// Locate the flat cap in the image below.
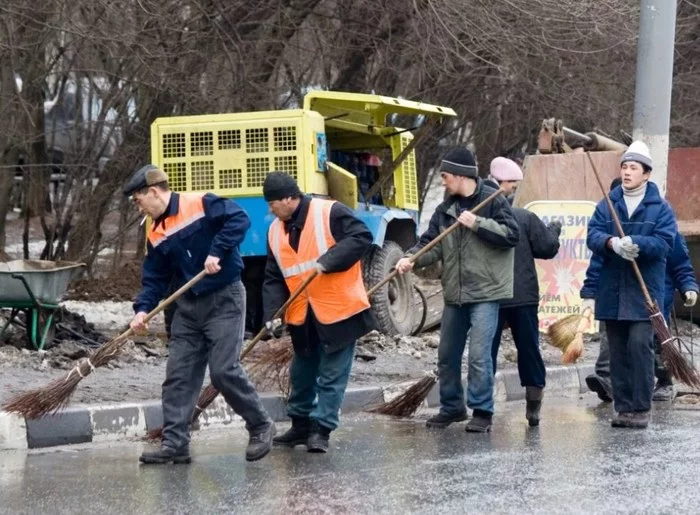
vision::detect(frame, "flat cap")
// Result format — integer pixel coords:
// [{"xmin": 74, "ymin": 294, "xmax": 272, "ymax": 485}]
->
[{"xmin": 123, "ymin": 165, "xmax": 169, "ymax": 196}]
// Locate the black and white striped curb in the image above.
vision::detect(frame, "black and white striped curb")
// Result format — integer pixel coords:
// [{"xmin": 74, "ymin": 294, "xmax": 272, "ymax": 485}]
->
[{"xmin": 1, "ymin": 365, "xmax": 594, "ymax": 451}]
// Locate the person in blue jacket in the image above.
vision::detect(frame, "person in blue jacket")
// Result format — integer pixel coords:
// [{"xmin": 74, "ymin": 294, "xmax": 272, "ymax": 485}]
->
[
  {"xmin": 581, "ymin": 141, "xmax": 676, "ymax": 429},
  {"xmin": 654, "ymin": 232, "xmax": 699, "ymax": 399},
  {"xmin": 125, "ymin": 165, "xmax": 276, "ymax": 464},
  {"xmin": 583, "ymin": 178, "xmax": 698, "ymax": 403}
]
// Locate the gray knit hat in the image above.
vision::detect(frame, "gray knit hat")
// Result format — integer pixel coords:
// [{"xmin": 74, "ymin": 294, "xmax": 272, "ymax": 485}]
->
[{"xmin": 620, "ymin": 140, "xmax": 652, "ymax": 172}]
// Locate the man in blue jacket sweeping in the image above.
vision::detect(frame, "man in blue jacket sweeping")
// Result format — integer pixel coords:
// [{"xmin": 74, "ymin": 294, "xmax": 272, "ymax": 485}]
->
[
  {"xmin": 581, "ymin": 141, "xmax": 676, "ymax": 428},
  {"xmin": 125, "ymin": 165, "xmax": 276, "ymax": 464},
  {"xmin": 583, "ymin": 177, "xmax": 698, "ymax": 403}
]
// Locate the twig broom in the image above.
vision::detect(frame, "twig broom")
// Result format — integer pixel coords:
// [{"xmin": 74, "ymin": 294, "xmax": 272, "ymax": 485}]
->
[
  {"xmin": 3, "ymin": 270, "xmax": 209, "ymax": 419},
  {"xmin": 585, "ymin": 152, "xmax": 700, "ymax": 389},
  {"xmin": 548, "ymin": 307, "xmax": 593, "ymax": 364},
  {"xmin": 145, "ymin": 270, "xmax": 317, "ymax": 440},
  {"xmin": 366, "ymin": 187, "xmax": 506, "ymax": 417}
]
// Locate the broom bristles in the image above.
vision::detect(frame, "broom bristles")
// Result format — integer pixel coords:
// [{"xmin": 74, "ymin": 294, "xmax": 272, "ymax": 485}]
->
[
  {"xmin": 2, "ymin": 333, "xmax": 131, "ymax": 419},
  {"xmin": 547, "ymin": 314, "xmax": 585, "ymax": 351},
  {"xmin": 3, "ymin": 374, "xmax": 82, "ymax": 419},
  {"xmin": 647, "ymin": 301, "xmax": 700, "ymax": 389},
  {"xmin": 366, "ymin": 374, "xmax": 437, "ymax": 417},
  {"xmin": 145, "ymin": 383, "xmax": 221, "ymax": 441},
  {"xmin": 247, "ymin": 343, "xmax": 293, "ymax": 396},
  {"xmin": 562, "ymin": 333, "xmax": 585, "ymax": 364}
]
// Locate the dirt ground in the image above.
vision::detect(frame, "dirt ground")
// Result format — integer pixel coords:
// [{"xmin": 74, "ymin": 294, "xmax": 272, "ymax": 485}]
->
[
  {"xmin": 3, "ymin": 213, "xmax": 700, "ymax": 407},
  {"xmin": 0, "ymin": 294, "xmax": 607, "ymax": 406},
  {"xmin": 3, "ymin": 282, "xmax": 700, "ymax": 406}
]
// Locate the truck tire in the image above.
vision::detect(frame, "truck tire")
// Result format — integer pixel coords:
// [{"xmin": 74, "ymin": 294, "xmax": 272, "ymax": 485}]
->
[{"xmin": 365, "ymin": 241, "xmax": 415, "ymax": 336}]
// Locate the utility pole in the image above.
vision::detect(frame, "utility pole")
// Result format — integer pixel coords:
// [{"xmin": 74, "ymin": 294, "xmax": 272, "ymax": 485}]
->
[{"xmin": 632, "ymin": 0, "xmax": 678, "ymax": 197}]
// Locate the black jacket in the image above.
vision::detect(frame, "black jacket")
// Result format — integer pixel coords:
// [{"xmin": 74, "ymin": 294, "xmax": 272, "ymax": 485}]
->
[
  {"xmin": 263, "ymin": 196, "xmax": 376, "ymax": 354},
  {"xmin": 502, "ymin": 207, "xmax": 561, "ymax": 308}
]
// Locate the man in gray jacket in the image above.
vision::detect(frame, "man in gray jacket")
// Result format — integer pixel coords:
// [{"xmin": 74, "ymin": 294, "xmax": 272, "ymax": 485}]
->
[{"xmin": 396, "ymin": 148, "xmax": 519, "ymax": 432}]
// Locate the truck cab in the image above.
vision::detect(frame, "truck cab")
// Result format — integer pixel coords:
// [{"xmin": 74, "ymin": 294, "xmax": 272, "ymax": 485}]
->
[{"xmin": 150, "ymin": 91, "xmax": 456, "ymax": 335}]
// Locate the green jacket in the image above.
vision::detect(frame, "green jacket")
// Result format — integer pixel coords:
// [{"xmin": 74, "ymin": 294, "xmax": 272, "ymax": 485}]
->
[{"xmin": 409, "ymin": 181, "xmax": 519, "ymax": 304}]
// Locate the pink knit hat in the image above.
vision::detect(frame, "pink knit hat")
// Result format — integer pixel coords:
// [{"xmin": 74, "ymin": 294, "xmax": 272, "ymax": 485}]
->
[{"xmin": 490, "ymin": 157, "xmax": 523, "ymax": 181}]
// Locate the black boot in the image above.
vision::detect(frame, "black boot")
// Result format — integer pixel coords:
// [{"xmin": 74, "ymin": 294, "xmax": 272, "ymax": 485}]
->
[
  {"xmin": 525, "ymin": 386, "xmax": 544, "ymax": 427},
  {"xmin": 465, "ymin": 410, "xmax": 492, "ymax": 433},
  {"xmin": 139, "ymin": 446, "xmax": 191, "ymax": 464},
  {"xmin": 246, "ymin": 423, "xmax": 276, "ymax": 462},
  {"xmin": 273, "ymin": 416, "xmax": 312, "ymax": 448},
  {"xmin": 425, "ymin": 411, "xmax": 468, "ymax": 429},
  {"xmin": 586, "ymin": 374, "xmax": 613, "ymax": 402},
  {"xmin": 307, "ymin": 421, "xmax": 331, "ymax": 453}
]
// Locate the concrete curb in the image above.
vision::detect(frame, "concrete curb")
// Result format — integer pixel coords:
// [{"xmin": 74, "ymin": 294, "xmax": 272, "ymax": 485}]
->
[
  {"xmin": 1, "ymin": 365, "xmax": 596, "ymax": 451},
  {"xmin": 0, "ymin": 386, "xmax": 384, "ymax": 450}
]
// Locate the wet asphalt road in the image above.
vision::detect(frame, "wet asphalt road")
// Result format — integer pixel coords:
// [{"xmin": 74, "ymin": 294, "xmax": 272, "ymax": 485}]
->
[{"xmin": 2, "ymin": 396, "xmax": 700, "ymax": 514}]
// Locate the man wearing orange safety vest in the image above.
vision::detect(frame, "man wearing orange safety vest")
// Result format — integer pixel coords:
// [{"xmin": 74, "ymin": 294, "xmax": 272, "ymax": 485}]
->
[
  {"xmin": 125, "ymin": 165, "xmax": 275, "ymax": 464},
  {"xmin": 262, "ymin": 171, "xmax": 375, "ymax": 453}
]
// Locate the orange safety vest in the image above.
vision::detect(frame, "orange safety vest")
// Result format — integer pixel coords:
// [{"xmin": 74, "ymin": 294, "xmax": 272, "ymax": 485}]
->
[
  {"xmin": 148, "ymin": 193, "xmax": 205, "ymax": 248},
  {"xmin": 268, "ymin": 198, "xmax": 370, "ymax": 326}
]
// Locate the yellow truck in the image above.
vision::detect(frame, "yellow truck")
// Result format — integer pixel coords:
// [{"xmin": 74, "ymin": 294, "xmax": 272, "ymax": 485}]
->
[{"xmin": 150, "ymin": 91, "xmax": 456, "ymax": 335}]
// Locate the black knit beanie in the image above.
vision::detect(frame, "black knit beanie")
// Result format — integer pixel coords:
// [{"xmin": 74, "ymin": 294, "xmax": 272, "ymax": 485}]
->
[
  {"xmin": 440, "ymin": 148, "xmax": 478, "ymax": 178},
  {"xmin": 262, "ymin": 171, "xmax": 301, "ymax": 201}
]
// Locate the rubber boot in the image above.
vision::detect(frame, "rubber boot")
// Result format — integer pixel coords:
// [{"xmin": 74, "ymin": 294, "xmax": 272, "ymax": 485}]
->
[
  {"xmin": 525, "ymin": 386, "xmax": 544, "ymax": 427},
  {"xmin": 273, "ymin": 416, "xmax": 311, "ymax": 448}
]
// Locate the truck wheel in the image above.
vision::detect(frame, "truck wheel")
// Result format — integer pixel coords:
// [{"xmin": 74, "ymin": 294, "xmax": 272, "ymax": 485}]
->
[{"xmin": 365, "ymin": 241, "xmax": 415, "ymax": 336}]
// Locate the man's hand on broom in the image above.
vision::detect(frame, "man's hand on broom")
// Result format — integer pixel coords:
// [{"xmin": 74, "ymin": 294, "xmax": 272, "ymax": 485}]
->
[
  {"xmin": 684, "ymin": 290, "xmax": 698, "ymax": 307},
  {"xmin": 458, "ymin": 210, "xmax": 478, "ymax": 229},
  {"xmin": 608, "ymin": 236, "xmax": 639, "ymax": 261},
  {"xmin": 265, "ymin": 318, "xmax": 282, "ymax": 332},
  {"xmin": 204, "ymin": 255, "xmax": 221, "ymax": 274},
  {"xmin": 395, "ymin": 257, "xmax": 414, "ymax": 275},
  {"xmin": 130, "ymin": 311, "xmax": 149, "ymax": 335},
  {"xmin": 581, "ymin": 299, "xmax": 595, "ymax": 328}
]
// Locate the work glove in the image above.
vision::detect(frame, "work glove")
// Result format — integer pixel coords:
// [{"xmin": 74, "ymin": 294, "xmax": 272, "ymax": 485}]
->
[
  {"xmin": 581, "ymin": 298, "xmax": 595, "ymax": 316},
  {"xmin": 314, "ymin": 261, "xmax": 326, "ymax": 275},
  {"xmin": 684, "ymin": 291, "xmax": 698, "ymax": 308},
  {"xmin": 265, "ymin": 318, "xmax": 282, "ymax": 332},
  {"xmin": 610, "ymin": 236, "xmax": 639, "ymax": 261}
]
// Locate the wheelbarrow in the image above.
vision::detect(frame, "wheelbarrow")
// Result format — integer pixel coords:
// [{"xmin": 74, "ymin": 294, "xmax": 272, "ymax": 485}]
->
[{"xmin": 0, "ymin": 260, "xmax": 85, "ymax": 350}]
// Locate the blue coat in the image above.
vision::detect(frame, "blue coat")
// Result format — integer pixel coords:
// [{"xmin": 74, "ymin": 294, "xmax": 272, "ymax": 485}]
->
[
  {"xmin": 664, "ymin": 232, "xmax": 699, "ymax": 320},
  {"xmin": 583, "ymin": 182, "xmax": 676, "ymax": 321},
  {"xmin": 134, "ymin": 192, "xmax": 251, "ymax": 314}
]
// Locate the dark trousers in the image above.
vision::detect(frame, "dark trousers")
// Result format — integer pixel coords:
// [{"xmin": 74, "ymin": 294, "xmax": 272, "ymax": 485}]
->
[
  {"xmin": 162, "ymin": 281, "xmax": 271, "ymax": 450},
  {"xmin": 595, "ymin": 321, "xmax": 672, "ymax": 387},
  {"xmin": 491, "ymin": 305, "xmax": 546, "ymax": 388},
  {"xmin": 606, "ymin": 320, "xmax": 655, "ymax": 413}
]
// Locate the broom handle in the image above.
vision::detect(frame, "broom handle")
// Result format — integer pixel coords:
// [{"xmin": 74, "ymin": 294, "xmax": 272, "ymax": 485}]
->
[
  {"xmin": 586, "ymin": 152, "xmax": 654, "ymax": 305},
  {"xmin": 144, "ymin": 270, "xmax": 208, "ymax": 325},
  {"xmin": 115, "ymin": 269, "xmax": 209, "ymax": 343},
  {"xmin": 367, "ymin": 187, "xmax": 505, "ymax": 297},
  {"xmin": 240, "ymin": 269, "xmax": 319, "ymax": 360}
]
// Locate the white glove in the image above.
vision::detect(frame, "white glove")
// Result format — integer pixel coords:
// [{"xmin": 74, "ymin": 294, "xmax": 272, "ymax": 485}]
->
[
  {"xmin": 684, "ymin": 291, "xmax": 698, "ymax": 307},
  {"xmin": 265, "ymin": 318, "xmax": 282, "ymax": 332},
  {"xmin": 610, "ymin": 236, "xmax": 639, "ymax": 261},
  {"xmin": 581, "ymin": 299, "xmax": 595, "ymax": 316}
]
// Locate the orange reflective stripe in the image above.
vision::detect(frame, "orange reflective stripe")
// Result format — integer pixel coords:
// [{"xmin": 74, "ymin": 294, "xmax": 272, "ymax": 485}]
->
[{"xmin": 147, "ymin": 193, "xmax": 205, "ymax": 248}]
